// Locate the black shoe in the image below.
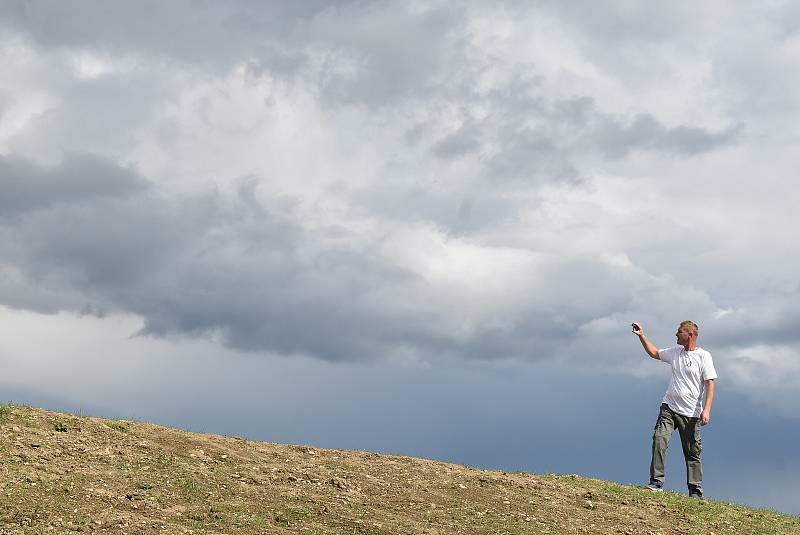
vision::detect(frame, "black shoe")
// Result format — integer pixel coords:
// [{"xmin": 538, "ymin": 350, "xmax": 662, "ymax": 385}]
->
[{"xmin": 689, "ymin": 487, "xmax": 703, "ymax": 499}]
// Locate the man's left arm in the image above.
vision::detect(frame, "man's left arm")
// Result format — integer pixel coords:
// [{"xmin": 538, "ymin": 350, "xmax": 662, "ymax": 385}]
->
[{"xmin": 700, "ymin": 379, "xmax": 714, "ymax": 425}]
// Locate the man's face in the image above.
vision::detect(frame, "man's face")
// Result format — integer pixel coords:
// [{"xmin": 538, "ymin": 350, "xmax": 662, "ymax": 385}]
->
[{"xmin": 676, "ymin": 326, "xmax": 692, "ymax": 345}]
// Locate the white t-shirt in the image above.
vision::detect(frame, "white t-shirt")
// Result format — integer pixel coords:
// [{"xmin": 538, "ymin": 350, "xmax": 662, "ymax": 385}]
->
[{"xmin": 657, "ymin": 346, "xmax": 717, "ymax": 417}]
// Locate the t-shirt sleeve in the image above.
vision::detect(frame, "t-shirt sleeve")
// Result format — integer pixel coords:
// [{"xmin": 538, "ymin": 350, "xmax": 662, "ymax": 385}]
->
[
  {"xmin": 657, "ymin": 347, "xmax": 676, "ymax": 363},
  {"xmin": 702, "ymin": 353, "xmax": 718, "ymax": 381}
]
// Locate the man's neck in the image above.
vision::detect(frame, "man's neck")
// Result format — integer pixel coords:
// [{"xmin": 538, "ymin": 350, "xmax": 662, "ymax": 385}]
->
[{"xmin": 682, "ymin": 342, "xmax": 698, "ymax": 351}]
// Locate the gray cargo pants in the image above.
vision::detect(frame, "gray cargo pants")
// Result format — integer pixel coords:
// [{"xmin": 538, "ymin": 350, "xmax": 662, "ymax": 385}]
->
[{"xmin": 650, "ymin": 403, "xmax": 703, "ymax": 491}]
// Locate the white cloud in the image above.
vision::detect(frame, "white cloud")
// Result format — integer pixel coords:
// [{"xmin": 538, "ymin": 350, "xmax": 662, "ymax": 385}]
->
[{"xmin": 70, "ymin": 50, "xmax": 114, "ymax": 79}]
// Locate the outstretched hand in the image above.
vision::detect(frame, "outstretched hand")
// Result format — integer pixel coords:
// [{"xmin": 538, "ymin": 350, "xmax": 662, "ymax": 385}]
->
[{"xmin": 631, "ymin": 322, "xmax": 644, "ymax": 336}]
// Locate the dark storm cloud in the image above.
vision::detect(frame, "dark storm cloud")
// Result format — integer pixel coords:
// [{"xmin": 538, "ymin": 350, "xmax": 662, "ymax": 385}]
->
[
  {"xmin": 0, "ymin": 153, "xmax": 654, "ymax": 363},
  {"xmin": 0, "ymin": 1, "xmax": 764, "ymax": 364},
  {"xmin": 0, "ymin": 1, "xmax": 331, "ymax": 66},
  {"xmin": 0, "ymin": 154, "xmax": 429, "ymax": 361},
  {"xmin": 0, "ymin": 1, "xmax": 463, "ymax": 107},
  {"xmin": 592, "ymin": 113, "xmax": 742, "ymax": 159},
  {"xmin": 0, "ymin": 153, "xmax": 149, "ymax": 218},
  {"xmin": 427, "ymin": 90, "xmax": 738, "ymax": 187}
]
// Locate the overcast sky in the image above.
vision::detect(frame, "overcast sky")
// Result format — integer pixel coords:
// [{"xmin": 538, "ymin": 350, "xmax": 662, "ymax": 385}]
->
[{"xmin": 2, "ymin": 0, "xmax": 799, "ymax": 514}]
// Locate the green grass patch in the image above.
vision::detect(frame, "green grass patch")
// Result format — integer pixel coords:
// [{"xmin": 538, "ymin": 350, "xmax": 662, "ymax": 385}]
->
[
  {"xmin": 273, "ymin": 506, "xmax": 310, "ymax": 528},
  {"xmin": 105, "ymin": 420, "xmax": 131, "ymax": 432},
  {"xmin": 181, "ymin": 476, "xmax": 200, "ymax": 496},
  {"xmin": 156, "ymin": 454, "xmax": 174, "ymax": 470},
  {"xmin": 234, "ymin": 511, "xmax": 271, "ymax": 529},
  {"xmin": 0, "ymin": 404, "xmax": 10, "ymax": 423},
  {"xmin": 593, "ymin": 480, "xmax": 798, "ymax": 535}
]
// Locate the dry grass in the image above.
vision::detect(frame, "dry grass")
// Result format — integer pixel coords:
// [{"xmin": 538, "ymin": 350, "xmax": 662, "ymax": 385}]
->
[{"xmin": 1, "ymin": 404, "xmax": 798, "ymax": 534}]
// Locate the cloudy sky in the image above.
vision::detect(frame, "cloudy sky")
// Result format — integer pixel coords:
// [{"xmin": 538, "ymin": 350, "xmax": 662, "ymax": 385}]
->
[{"xmin": 2, "ymin": 0, "xmax": 800, "ymax": 514}]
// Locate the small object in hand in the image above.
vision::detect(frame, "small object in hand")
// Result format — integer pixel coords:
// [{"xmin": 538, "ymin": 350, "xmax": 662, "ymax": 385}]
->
[{"xmin": 632, "ymin": 323, "xmax": 641, "ymax": 333}]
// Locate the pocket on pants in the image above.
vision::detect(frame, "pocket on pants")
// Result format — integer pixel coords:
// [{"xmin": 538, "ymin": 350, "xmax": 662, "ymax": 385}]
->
[
  {"xmin": 691, "ymin": 423, "xmax": 703, "ymax": 456},
  {"xmin": 653, "ymin": 406, "xmax": 673, "ymax": 437}
]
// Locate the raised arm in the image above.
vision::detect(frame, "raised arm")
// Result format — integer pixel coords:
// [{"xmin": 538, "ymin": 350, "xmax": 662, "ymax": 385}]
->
[{"xmin": 632, "ymin": 322, "xmax": 660, "ymax": 360}]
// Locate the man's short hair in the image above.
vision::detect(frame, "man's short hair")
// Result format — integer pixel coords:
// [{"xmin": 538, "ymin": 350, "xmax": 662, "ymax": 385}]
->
[{"xmin": 680, "ymin": 320, "xmax": 699, "ymax": 337}]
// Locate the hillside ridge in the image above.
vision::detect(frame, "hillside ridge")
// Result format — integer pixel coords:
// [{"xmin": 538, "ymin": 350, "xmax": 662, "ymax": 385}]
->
[{"xmin": 1, "ymin": 404, "xmax": 797, "ymax": 534}]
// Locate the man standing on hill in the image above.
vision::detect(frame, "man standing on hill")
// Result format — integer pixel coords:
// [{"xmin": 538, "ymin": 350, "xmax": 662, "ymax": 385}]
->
[{"xmin": 631, "ymin": 321, "xmax": 716, "ymax": 498}]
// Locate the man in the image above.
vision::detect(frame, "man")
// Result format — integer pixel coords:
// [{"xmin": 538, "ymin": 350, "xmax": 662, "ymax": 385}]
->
[{"xmin": 632, "ymin": 320, "xmax": 716, "ymax": 498}]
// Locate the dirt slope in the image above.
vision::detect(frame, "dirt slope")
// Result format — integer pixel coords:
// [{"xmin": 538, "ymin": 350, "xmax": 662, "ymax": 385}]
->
[{"xmin": 1, "ymin": 405, "xmax": 797, "ymax": 534}]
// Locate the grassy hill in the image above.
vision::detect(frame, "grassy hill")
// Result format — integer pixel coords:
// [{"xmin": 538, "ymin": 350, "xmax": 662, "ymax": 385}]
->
[{"xmin": 1, "ymin": 404, "xmax": 797, "ymax": 534}]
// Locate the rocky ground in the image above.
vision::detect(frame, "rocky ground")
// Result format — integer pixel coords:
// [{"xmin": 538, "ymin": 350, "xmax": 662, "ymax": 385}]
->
[{"xmin": 1, "ymin": 404, "xmax": 798, "ymax": 534}]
